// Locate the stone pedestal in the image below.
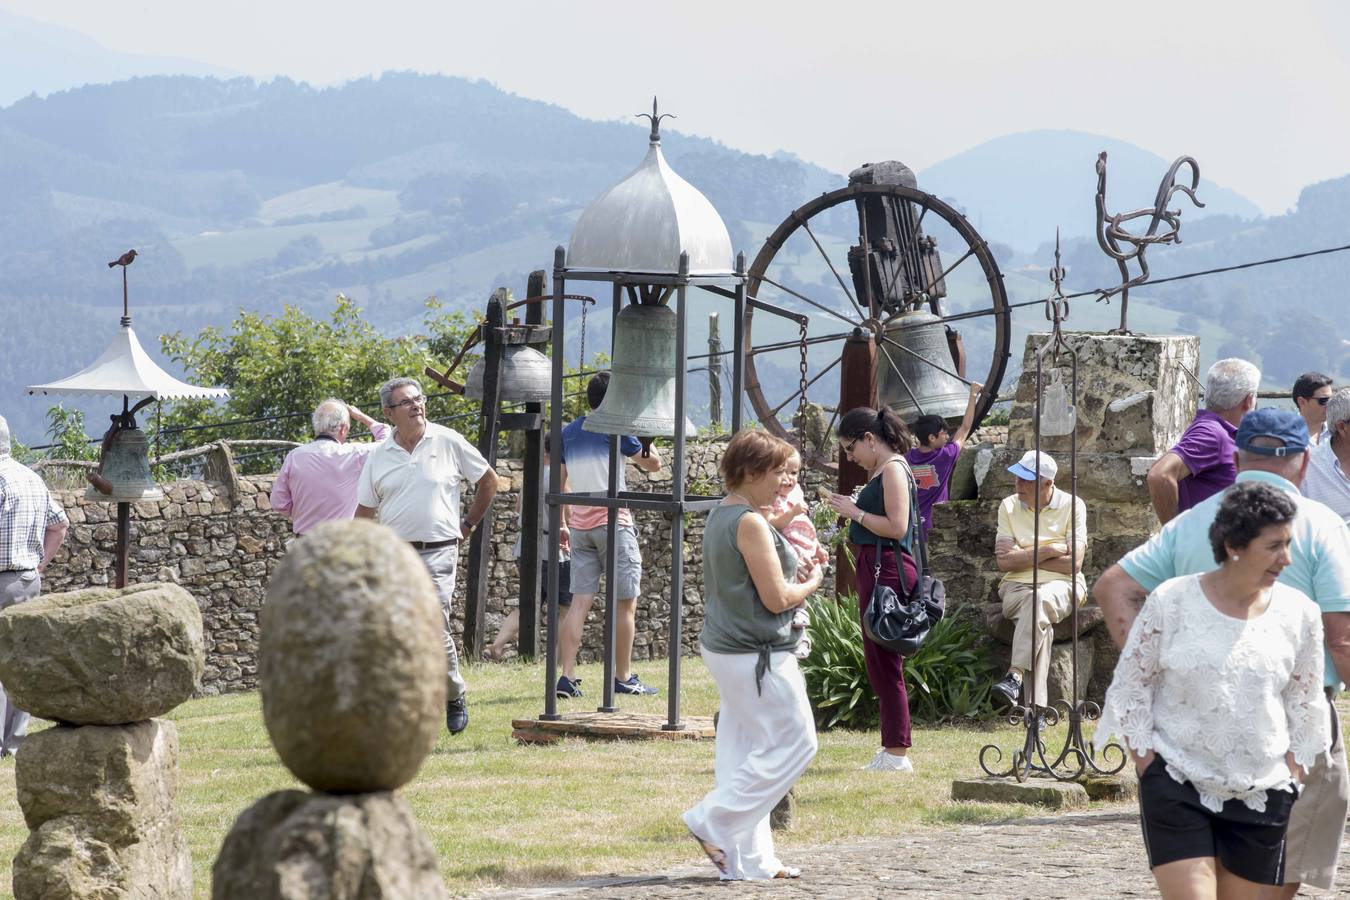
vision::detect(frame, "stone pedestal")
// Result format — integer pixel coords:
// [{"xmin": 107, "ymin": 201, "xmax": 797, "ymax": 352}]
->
[
  {"xmin": 13, "ymin": 720, "xmax": 192, "ymax": 900},
  {"xmin": 927, "ymin": 333, "xmax": 1198, "ymax": 704}
]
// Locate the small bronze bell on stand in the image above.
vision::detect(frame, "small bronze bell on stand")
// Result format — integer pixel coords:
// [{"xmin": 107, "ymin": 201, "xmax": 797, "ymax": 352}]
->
[
  {"xmin": 465, "ymin": 344, "xmax": 552, "ymax": 403},
  {"xmin": 86, "ymin": 422, "xmax": 163, "ymax": 502},
  {"xmin": 877, "ymin": 310, "xmax": 970, "ymax": 421}
]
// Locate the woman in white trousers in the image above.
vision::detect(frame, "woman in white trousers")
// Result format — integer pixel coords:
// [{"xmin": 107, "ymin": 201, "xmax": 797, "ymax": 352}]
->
[{"xmin": 683, "ymin": 431, "xmax": 823, "ymax": 880}]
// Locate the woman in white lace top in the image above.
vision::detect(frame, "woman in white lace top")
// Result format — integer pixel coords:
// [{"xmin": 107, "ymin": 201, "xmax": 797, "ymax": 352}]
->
[{"xmin": 1096, "ymin": 482, "xmax": 1331, "ymax": 897}]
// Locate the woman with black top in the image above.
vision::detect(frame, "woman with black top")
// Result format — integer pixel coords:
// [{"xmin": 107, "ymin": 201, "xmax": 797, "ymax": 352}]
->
[{"xmin": 826, "ymin": 406, "xmax": 918, "ymax": 772}]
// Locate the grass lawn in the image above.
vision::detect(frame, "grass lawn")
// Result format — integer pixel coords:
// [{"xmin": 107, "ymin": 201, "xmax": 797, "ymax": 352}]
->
[{"xmin": 0, "ymin": 657, "xmax": 1089, "ymax": 897}]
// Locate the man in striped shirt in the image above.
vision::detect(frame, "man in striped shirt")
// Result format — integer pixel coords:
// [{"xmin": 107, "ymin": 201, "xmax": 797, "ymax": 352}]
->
[{"xmin": 0, "ymin": 413, "xmax": 69, "ymax": 757}]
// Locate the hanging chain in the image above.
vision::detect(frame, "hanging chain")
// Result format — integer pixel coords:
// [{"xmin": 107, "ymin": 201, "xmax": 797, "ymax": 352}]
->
[
  {"xmin": 578, "ymin": 297, "xmax": 588, "ymax": 369},
  {"xmin": 796, "ymin": 317, "xmax": 810, "ymax": 444}
]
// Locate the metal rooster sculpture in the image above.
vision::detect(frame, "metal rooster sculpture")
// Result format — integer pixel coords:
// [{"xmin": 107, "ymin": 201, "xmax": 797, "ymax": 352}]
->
[{"xmin": 1094, "ymin": 152, "xmax": 1204, "ymax": 333}]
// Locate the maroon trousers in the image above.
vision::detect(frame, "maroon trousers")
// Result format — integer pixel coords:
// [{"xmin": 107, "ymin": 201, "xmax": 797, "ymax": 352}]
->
[{"xmin": 854, "ymin": 544, "xmax": 917, "ymax": 749}]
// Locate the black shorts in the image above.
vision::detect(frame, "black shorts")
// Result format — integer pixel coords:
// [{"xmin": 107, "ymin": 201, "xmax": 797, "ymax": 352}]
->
[
  {"xmin": 518, "ymin": 558, "xmax": 572, "ymax": 608},
  {"xmin": 1138, "ymin": 754, "xmax": 1298, "ymax": 885}
]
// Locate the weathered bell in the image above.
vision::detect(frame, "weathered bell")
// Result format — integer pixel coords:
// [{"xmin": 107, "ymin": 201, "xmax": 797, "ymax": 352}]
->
[
  {"xmin": 85, "ymin": 427, "xmax": 163, "ymax": 502},
  {"xmin": 584, "ymin": 303, "xmax": 677, "ymax": 436},
  {"xmin": 877, "ymin": 311, "xmax": 970, "ymax": 422},
  {"xmin": 465, "ymin": 344, "xmax": 552, "ymax": 402}
]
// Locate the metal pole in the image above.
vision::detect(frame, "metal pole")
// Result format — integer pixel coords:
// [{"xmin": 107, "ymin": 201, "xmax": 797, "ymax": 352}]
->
[
  {"xmin": 114, "ymin": 501, "xmax": 130, "ymax": 588},
  {"xmin": 542, "ymin": 247, "xmax": 566, "ymax": 721},
  {"xmin": 463, "ymin": 289, "xmax": 507, "ymax": 660},
  {"xmin": 731, "ymin": 253, "xmax": 745, "ymax": 432},
  {"xmin": 519, "ymin": 269, "xmax": 547, "ymax": 659},
  {"xmin": 599, "ymin": 283, "xmax": 623, "ymax": 713},
  {"xmin": 707, "ymin": 312, "xmax": 722, "ymax": 428},
  {"xmin": 835, "ymin": 328, "xmax": 877, "ymax": 593},
  {"xmin": 664, "ymin": 253, "xmax": 690, "ymax": 731}
]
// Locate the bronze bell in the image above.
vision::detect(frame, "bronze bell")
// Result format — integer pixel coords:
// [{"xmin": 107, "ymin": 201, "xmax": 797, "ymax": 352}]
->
[
  {"xmin": 584, "ymin": 303, "xmax": 677, "ymax": 437},
  {"xmin": 85, "ymin": 427, "xmax": 163, "ymax": 502},
  {"xmin": 877, "ymin": 310, "xmax": 970, "ymax": 422},
  {"xmin": 465, "ymin": 344, "xmax": 552, "ymax": 403}
]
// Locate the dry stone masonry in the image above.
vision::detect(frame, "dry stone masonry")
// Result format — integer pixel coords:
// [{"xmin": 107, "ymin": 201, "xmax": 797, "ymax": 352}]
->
[
  {"xmin": 926, "ymin": 332, "xmax": 1199, "ymax": 701},
  {"xmin": 213, "ymin": 520, "xmax": 448, "ymax": 899},
  {"xmin": 0, "ymin": 583, "xmax": 203, "ymax": 899}
]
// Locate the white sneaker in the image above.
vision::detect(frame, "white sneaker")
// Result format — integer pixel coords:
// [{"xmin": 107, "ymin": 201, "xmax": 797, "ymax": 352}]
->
[{"xmin": 861, "ymin": 749, "xmax": 913, "ymax": 772}]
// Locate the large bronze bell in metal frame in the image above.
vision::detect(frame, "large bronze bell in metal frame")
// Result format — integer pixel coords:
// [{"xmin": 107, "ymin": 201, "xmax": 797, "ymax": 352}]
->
[
  {"xmin": 877, "ymin": 310, "xmax": 970, "ymax": 422},
  {"xmin": 584, "ymin": 302, "xmax": 677, "ymax": 437}
]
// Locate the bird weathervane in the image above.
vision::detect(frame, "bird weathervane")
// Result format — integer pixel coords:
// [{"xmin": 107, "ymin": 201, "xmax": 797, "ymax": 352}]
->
[
  {"xmin": 107, "ymin": 249, "xmax": 138, "ymax": 323},
  {"xmin": 1093, "ymin": 152, "xmax": 1204, "ymax": 333}
]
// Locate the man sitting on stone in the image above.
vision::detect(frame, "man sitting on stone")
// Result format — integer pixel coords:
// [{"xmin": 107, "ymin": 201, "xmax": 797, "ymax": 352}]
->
[
  {"xmin": 990, "ymin": 450, "xmax": 1087, "ymax": 713},
  {"xmin": 0, "ymin": 413, "xmax": 69, "ymax": 757},
  {"xmin": 271, "ymin": 398, "xmax": 388, "ymax": 537},
  {"xmin": 1147, "ymin": 357, "xmax": 1259, "ymax": 524}
]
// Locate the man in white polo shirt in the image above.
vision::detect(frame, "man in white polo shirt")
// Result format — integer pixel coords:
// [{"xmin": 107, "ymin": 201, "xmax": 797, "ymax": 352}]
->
[
  {"xmin": 1303, "ymin": 386, "xmax": 1350, "ymax": 524},
  {"xmin": 357, "ymin": 376, "xmax": 498, "ymax": 735}
]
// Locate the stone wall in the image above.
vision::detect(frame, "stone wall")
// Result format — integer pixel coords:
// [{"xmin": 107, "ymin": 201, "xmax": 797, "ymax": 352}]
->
[
  {"xmin": 38, "ymin": 438, "xmax": 834, "ymax": 695},
  {"xmin": 39, "ymin": 333, "xmax": 1189, "ymax": 702}
]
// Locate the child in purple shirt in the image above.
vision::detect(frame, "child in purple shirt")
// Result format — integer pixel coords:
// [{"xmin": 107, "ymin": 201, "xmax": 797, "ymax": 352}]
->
[{"xmin": 905, "ymin": 382, "xmax": 983, "ymax": 540}]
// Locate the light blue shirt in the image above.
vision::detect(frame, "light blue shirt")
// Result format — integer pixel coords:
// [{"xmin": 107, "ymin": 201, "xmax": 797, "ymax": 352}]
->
[{"xmin": 1119, "ymin": 470, "xmax": 1350, "ymax": 691}]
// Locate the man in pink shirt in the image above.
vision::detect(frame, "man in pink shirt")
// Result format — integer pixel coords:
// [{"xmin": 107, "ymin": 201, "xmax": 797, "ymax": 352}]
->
[{"xmin": 271, "ymin": 399, "xmax": 389, "ymax": 536}]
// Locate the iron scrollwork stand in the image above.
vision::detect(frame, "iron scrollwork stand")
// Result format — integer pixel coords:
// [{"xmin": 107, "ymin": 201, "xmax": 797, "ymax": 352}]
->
[{"xmin": 979, "ymin": 234, "xmax": 1128, "ymax": 782}]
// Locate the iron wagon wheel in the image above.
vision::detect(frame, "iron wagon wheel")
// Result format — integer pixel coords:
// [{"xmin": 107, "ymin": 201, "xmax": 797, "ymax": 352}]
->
[{"xmin": 743, "ymin": 182, "xmax": 1011, "ymax": 472}]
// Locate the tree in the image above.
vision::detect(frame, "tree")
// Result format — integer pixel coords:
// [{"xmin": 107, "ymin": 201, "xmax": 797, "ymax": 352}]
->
[{"xmin": 156, "ymin": 294, "xmax": 483, "ymax": 465}]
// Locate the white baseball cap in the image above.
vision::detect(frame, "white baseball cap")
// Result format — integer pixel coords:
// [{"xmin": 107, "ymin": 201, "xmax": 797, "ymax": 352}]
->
[{"xmin": 1007, "ymin": 450, "xmax": 1057, "ymax": 482}]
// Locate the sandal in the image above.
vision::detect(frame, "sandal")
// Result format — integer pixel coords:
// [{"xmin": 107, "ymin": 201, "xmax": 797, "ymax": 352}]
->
[
  {"xmin": 774, "ymin": 867, "xmax": 802, "ymax": 879},
  {"xmin": 687, "ymin": 827, "xmax": 728, "ymax": 877}
]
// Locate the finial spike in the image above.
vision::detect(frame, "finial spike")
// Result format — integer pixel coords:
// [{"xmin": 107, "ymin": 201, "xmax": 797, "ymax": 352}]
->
[{"xmin": 636, "ymin": 97, "xmax": 676, "ymax": 144}]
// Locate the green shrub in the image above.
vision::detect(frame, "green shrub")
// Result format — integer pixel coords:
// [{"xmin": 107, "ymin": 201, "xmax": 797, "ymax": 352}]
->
[{"xmin": 800, "ymin": 594, "xmax": 996, "ymax": 730}]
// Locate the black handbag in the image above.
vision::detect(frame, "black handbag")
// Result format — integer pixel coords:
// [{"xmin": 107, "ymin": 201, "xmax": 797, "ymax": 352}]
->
[{"xmin": 862, "ymin": 462, "xmax": 946, "ymax": 657}]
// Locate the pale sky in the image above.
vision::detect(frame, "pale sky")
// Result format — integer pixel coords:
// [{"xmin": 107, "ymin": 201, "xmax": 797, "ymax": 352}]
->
[{"xmin": 6, "ymin": 0, "xmax": 1350, "ymax": 213}]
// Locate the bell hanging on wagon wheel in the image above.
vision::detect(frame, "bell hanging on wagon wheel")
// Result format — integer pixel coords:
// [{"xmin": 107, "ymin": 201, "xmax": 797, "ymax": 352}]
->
[
  {"xmin": 876, "ymin": 310, "xmax": 971, "ymax": 423},
  {"xmin": 85, "ymin": 426, "xmax": 163, "ymax": 502},
  {"xmin": 584, "ymin": 303, "xmax": 677, "ymax": 437},
  {"xmin": 464, "ymin": 344, "xmax": 552, "ymax": 403}
]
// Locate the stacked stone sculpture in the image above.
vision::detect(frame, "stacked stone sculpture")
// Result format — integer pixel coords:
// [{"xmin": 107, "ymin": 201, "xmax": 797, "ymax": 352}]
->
[
  {"xmin": 212, "ymin": 519, "xmax": 449, "ymax": 899},
  {"xmin": 0, "ymin": 583, "xmax": 204, "ymax": 899}
]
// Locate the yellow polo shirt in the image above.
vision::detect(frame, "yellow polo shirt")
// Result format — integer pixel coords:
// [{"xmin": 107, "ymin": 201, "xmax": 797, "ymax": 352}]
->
[{"xmin": 996, "ymin": 487, "xmax": 1088, "ymax": 587}]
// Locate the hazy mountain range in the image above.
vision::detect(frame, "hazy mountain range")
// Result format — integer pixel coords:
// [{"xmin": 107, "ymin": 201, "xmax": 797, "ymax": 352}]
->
[{"xmin": 0, "ymin": 47, "xmax": 1346, "ymax": 442}]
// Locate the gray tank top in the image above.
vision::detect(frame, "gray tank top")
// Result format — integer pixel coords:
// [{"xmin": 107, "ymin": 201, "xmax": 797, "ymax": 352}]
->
[{"xmin": 699, "ymin": 504, "xmax": 799, "ymax": 658}]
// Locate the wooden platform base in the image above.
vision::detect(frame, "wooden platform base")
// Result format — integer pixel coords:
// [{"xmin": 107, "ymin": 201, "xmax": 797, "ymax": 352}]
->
[{"xmin": 512, "ymin": 711, "xmax": 716, "ymax": 745}]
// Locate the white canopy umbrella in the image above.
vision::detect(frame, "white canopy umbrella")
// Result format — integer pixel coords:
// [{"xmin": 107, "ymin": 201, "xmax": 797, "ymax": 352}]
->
[{"xmin": 27, "ymin": 323, "xmax": 228, "ymax": 403}]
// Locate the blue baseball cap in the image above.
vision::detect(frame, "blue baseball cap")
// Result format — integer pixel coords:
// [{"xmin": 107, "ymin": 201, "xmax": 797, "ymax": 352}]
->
[{"xmin": 1235, "ymin": 408, "xmax": 1309, "ymax": 457}]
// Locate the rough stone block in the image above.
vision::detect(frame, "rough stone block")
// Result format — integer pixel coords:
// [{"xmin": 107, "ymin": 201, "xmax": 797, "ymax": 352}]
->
[
  {"xmin": 0, "ymin": 583, "xmax": 204, "ymax": 724},
  {"xmin": 261, "ymin": 520, "xmax": 445, "ymax": 793},
  {"xmin": 13, "ymin": 720, "xmax": 191, "ymax": 900},
  {"xmin": 1007, "ymin": 332, "xmax": 1199, "ymax": 455},
  {"xmin": 212, "ymin": 790, "xmax": 447, "ymax": 900},
  {"xmin": 950, "ymin": 776, "xmax": 1089, "ymax": 809}
]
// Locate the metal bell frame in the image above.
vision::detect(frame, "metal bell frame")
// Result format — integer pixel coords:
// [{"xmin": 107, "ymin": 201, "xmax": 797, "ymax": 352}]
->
[
  {"xmin": 978, "ymin": 234, "xmax": 1128, "ymax": 782},
  {"xmin": 542, "ymin": 246, "xmax": 748, "ymax": 730}
]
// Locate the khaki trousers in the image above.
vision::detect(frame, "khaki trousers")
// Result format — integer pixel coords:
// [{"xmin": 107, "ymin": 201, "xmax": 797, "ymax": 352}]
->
[
  {"xmin": 998, "ymin": 579, "xmax": 1079, "ymax": 707},
  {"xmin": 0, "ymin": 569, "xmax": 41, "ymax": 754}
]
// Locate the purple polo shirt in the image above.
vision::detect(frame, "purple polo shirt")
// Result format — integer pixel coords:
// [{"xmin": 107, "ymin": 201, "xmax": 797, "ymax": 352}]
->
[
  {"xmin": 906, "ymin": 441, "xmax": 962, "ymax": 539},
  {"xmin": 1170, "ymin": 409, "xmax": 1237, "ymax": 514}
]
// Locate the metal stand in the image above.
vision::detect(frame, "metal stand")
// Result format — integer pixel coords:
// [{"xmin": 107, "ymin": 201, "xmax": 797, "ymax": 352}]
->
[
  {"xmin": 978, "ymin": 236, "xmax": 1127, "ymax": 782},
  {"xmin": 542, "ymin": 247, "xmax": 746, "ymax": 729}
]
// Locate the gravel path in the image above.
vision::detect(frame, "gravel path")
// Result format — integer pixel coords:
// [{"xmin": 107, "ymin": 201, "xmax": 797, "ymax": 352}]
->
[{"xmin": 476, "ymin": 807, "xmax": 1350, "ymax": 899}]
